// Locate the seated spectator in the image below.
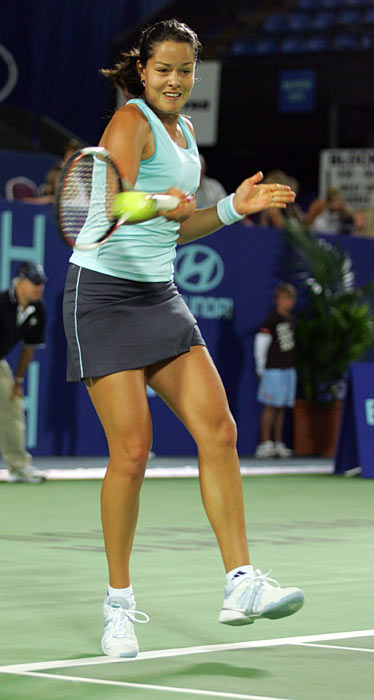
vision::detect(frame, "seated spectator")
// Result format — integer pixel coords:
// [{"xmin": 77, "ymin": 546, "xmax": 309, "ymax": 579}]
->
[
  {"xmin": 20, "ymin": 163, "xmax": 62, "ymax": 205},
  {"xmin": 5, "ymin": 176, "xmax": 38, "ymax": 201},
  {"xmin": 195, "ymin": 154, "xmax": 227, "ymax": 209},
  {"xmin": 306, "ymin": 186, "xmax": 365, "ymax": 235},
  {"xmin": 13, "ymin": 137, "xmax": 84, "ymax": 206},
  {"xmin": 258, "ymin": 170, "xmax": 304, "ymax": 229}
]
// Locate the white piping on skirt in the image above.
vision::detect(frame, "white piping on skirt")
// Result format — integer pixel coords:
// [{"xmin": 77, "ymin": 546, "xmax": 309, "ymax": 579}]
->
[{"xmin": 73, "ymin": 267, "xmax": 84, "ymax": 378}]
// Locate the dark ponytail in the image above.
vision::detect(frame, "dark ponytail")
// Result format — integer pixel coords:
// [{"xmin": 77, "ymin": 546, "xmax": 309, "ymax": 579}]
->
[{"xmin": 101, "ymin": 49, "xmax": 144, "ymax": 98}]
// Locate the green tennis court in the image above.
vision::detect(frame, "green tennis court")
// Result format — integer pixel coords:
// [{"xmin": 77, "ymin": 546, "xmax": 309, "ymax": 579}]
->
[{"xmin": 1, "ymin": 472, "xmax": 373, "ymax": 699}]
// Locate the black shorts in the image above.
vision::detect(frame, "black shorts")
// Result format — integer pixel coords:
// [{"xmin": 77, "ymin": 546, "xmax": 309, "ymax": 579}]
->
[{"xmin": 63, "ymin": 264, "xmax": 206, "ymax": 381}]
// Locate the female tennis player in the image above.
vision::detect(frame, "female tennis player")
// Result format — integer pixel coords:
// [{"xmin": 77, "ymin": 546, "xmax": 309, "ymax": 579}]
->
[{"xmin": 63, "ymin": 19, "xmax": 304, "ymax": 657}]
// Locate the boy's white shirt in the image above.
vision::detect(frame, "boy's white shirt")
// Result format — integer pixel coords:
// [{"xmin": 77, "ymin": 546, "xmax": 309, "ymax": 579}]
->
[{"xmin": 254, "ymin": 332, "xmax": 272, "ymax": 376}]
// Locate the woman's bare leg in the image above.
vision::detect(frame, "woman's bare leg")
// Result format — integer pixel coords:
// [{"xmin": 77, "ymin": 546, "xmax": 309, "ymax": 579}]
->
[
  {"xmin": 146, "ymin": 348, "xmax": 304, "ymax": 627},
  {"xmin": 147, "ymin": 346, "xmax": 249, "ymax": 572},
  {"xmin": 86, "ymin": 370, "xmax": 152, "ymax": 588}
]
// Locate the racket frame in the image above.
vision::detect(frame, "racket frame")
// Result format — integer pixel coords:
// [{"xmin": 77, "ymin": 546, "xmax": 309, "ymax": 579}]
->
[
  {"xmin": 55, "ymin": 146, "xmax": 182, "ymax": 250},
  {"xmin": 55, "ymin": 147, "xmax": 127, "ymax": 250}
]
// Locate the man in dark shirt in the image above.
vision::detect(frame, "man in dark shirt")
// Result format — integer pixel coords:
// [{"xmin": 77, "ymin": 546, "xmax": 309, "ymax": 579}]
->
[
  {"xmin": 0, "ymin": 261, "xmax": 47, "ymax": 482},
  {"xmin": 253, "ymin": 283, "xmax": 297, "ymax": 458}
]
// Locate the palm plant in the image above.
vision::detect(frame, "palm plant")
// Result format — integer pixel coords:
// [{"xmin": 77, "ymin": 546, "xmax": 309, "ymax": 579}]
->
[{"xmin": 283, "ymin": 222, "xmax": 374, "ymax": 402}]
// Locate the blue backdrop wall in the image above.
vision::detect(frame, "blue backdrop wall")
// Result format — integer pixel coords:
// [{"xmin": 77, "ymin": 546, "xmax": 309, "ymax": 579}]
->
[
  {"xmin": 1, "ymin": 158, "xmax": 374, "ymax": 458},
  {"xmin": 0, "ymin": 0, "xmax": 169, "ymax": 145}
]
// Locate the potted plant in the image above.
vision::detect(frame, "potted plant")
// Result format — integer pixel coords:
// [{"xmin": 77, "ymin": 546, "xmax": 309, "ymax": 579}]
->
[{"xmin": 283, "ymin": 222, "xmax": 374, "ymax": 456}]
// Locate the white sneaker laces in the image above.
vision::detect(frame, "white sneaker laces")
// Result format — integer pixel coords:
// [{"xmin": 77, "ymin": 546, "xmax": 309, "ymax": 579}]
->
[
  {"xmin": 111, "ymin": 607, "xmax": 149, "ymax": 638},
  {"xmin": 252, "ymin": 569, "xmax": 280, "ymax": 589}
]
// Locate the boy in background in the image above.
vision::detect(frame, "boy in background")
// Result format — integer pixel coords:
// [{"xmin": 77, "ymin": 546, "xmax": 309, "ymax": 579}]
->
[{"xmin": 254, "ymin": 283, "xmax": 297, "ymax": 458}]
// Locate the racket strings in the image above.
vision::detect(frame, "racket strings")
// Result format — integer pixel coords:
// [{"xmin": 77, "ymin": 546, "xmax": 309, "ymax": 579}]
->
[
  {"xmin": 60, "ymin": 158, "xmax": 93, "ymax": 240},
  {"xmin": 59, "ymin": 156, "xmax": 120, "ymax": 244}
]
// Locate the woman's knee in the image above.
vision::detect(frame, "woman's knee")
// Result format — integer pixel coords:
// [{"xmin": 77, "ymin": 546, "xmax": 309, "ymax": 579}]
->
[
  {"xmin": 197, "ymin": 411, "xmax": 237, "ymax": 451},
  {"xmin": 218, "ymin": 413, "xmax": 237, "ymax": 449},
  {"xmin": 107, "ymin": 437, "xmax": 151, "ymax": 480}
]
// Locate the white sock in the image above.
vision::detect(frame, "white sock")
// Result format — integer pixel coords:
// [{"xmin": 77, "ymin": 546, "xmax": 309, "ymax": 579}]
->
[
  {"xmin": 226, "ymin": 565, "xmax": 254, "ymax": 588},
  {"xmin": 107, "ymin": 584, "xmax": 134, "ymax": 601}
]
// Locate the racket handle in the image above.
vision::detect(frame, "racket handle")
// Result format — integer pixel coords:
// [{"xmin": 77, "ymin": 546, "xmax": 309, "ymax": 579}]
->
[{"xmin": 151, "ymin": 194, "xmax": 181, "ymax": 211}]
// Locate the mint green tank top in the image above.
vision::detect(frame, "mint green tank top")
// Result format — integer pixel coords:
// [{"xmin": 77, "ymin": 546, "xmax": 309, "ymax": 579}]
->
[{"xmin": 70, "ymin": 99, "xmax": 201, "ymax": 281}]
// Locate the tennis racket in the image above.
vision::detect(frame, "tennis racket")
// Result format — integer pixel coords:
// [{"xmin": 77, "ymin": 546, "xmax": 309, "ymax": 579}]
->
[{"xmin": 55, "ymin": 146, "xmax": 181, "ymax": 250}]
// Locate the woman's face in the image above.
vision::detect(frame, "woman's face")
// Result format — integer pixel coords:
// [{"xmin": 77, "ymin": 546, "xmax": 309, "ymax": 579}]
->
[{"xmin": 139, "ymin": 40, "xmax": 195, "ymax": 116}]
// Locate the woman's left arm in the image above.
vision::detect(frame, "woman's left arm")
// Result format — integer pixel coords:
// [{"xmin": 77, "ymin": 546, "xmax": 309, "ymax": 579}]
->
[{"xmin": 177, "ymin": 171, "xmax": 295, "ymax": 244}]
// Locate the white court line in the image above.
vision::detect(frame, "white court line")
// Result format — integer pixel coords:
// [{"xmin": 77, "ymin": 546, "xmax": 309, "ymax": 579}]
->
[
  {"xmin": 0, "ymin": 630, "xmax": 373, "ymax": 674},
  {"xmin": 0, "ymin": 463, "xmax": 333, "ymax": 481},
  {"xmin": 5, "ymin": 670, "xmax": 296, "ymax": 700},
  {"xmin": 298, "ymin": 643, "xmax": 374, "ymax": 653}
]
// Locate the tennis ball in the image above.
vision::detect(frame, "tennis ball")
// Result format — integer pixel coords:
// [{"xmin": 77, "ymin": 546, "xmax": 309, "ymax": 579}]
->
[{"xmin": 112, "ymin": 191, "xmax": 158, "ymax": 223}]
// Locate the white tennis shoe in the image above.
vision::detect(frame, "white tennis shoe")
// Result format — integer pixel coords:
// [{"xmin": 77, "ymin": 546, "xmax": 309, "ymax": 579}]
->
[
  {"xmin": 254, "ymin": 441, "xmax": 277, "ymax": 458},
  {"xmin": 101, "ymin": 595, "xmax": 149, "ymax": 657},
  {"xmin": 274, "ymin": 441, "xmax": 293, "ymax": 458},
  {"xmin": 7, "ymin": 465, "xmax": 46, "ymax": 484},
  {"xmin": 219, "ymin": 568, "xmax": 305, "ymax": 626}
]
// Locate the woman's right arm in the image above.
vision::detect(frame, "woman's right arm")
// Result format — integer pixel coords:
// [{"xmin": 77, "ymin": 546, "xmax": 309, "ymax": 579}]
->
[
  {"xmin": 99, "ymin": 107, "xmax": 196, "ymax": 224},
  {"xmin": 99, "ymin": 106, "xmax": 151, "ymax": 185}
]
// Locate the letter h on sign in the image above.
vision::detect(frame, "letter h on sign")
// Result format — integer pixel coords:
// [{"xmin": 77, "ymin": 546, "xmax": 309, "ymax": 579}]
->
[
  {"xmin": 0, "ymin": 211, "xmax": 45, "ymax": 288},
  {"xmin": 365, "ymin": 399, "xmax": 374, "ymax": 426}
]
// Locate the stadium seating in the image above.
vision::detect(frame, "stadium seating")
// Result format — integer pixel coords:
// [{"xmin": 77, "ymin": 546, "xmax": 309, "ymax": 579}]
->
[
  {"xmin": 228, "ymin": 0, "xmax": 374, "ymax": 57},
  {"xmin": 310, "ymin": 11, "xmax": 334, "ymax": 30},
  {"xmin": 5, "ymin": 176, "xmax": 38, "ymax": 200},
  {"xmin": 333, "ymin": 33, "xmax": 359, "ymax": 49},
  {"xmin": 263, "ymin": 14, "xmax": 288, "ymax": 33}
]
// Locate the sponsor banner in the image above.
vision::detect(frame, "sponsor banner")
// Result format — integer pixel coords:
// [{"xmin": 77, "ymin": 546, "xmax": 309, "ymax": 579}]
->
[
  {"xmin": 185, "ymin": 61, "xmax": 221, "ymax": 146},
  {"xmin": 1, "ymin": 191, "xmax": 373, "ymax": 456},
  {"xmin": 175, "ymin": 243, "xmax": 234, "ymax": 320},
  {"xmin": 335, "ymin": 362, "xmax": 374, "ymax": 478},
  {"xmin": 319, "ymin": 149, "xmax": 374, "ymax": 209},
  {"xmin": 278, "ymin": 69, "xmax": 316, "ymax": 114}
]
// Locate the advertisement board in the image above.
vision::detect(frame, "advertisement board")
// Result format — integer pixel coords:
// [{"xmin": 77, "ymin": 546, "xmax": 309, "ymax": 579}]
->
[
  {"xmin": 185, "ymin": 61, "xmax": 222, "ymax": 146},
  {"xmin": 319, "ymin": 149, "xmax": 374, "ymax": 209},
  {"xmin": 335, "ymin": 363, "xmax": 374, "ymax": 478}
]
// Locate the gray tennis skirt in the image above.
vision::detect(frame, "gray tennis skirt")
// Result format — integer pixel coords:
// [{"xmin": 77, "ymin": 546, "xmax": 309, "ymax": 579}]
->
[{"xmin": 63, "ymin": 264, "xmax": 206, "ymax": 381}]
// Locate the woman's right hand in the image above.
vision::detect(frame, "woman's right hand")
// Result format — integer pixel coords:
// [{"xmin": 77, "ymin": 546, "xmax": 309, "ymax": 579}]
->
[{"xmin": 159, "ymin": 187, "xmax": 196, "ymax": 223}]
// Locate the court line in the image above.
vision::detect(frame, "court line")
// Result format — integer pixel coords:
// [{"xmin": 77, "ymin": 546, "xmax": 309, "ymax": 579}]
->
[
  {"xmin": 298, "ymin": 642, "xmax": 374, "ymax": 653},
  {"xmin": 5, "ymin": 670, "xmax": 297, "ymax": 700},
  {"xmin": 0, "ymin": 629, "xmax": 373, "ymax": 674},
  {"xmin": 0, "ymin": 463, "xmax": 333, "ymax": 481}
]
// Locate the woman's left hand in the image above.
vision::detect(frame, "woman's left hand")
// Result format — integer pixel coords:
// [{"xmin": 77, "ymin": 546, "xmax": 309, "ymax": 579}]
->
[
  {"xmin": 233, "ymin": 172, "xmax": 296, "ymax": 216},
  {"xmin": 159, "ymin": 187, "xmax": 196, "ymax": 222}
]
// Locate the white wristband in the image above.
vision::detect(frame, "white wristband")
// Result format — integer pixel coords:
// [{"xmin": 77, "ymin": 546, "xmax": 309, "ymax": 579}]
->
[{"xmin": 216, "ymin": 194, "xmax": 245, "ymax": 225}]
